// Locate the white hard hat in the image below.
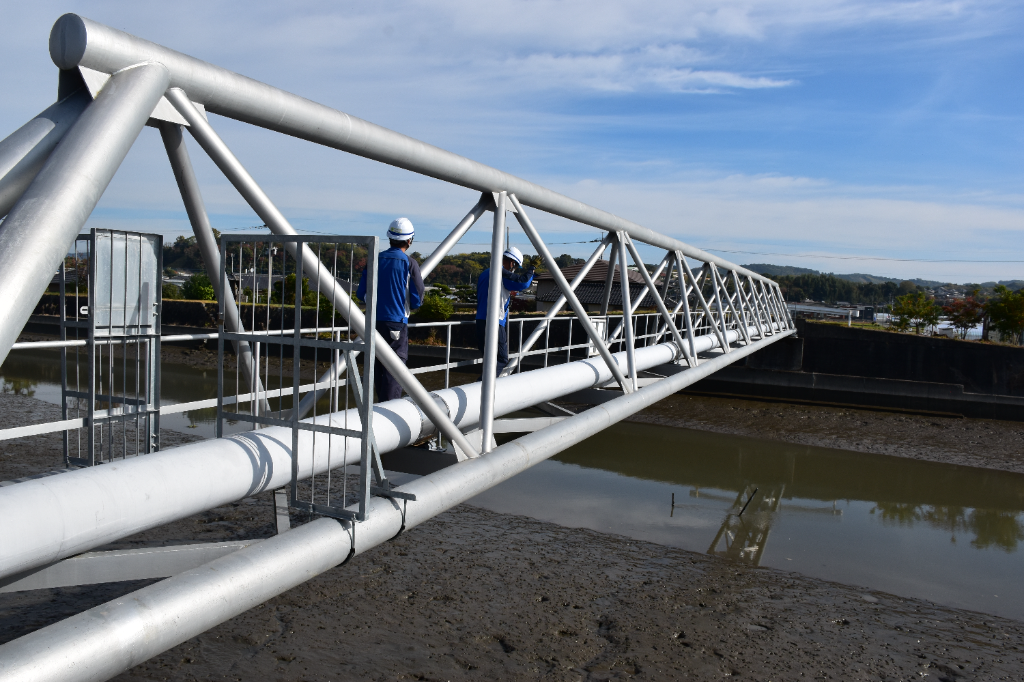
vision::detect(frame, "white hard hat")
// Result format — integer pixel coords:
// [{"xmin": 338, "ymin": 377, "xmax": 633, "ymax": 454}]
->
[
  {"xmin": 387, "ymin": 217, "xmax": 415, "ymax": 241},
  {"xmin": 502, "ymin": 246, "xmax": 524, "ymax": 267}
]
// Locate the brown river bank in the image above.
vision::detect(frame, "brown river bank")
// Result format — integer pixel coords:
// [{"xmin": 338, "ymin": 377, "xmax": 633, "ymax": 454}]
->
[{"xmin": 1, "ymin": 372, "xmax": 1023, "ymax": 680}]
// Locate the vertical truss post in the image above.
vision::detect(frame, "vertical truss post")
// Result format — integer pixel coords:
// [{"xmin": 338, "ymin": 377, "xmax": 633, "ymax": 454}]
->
[
  {"xmin": 166, "ymin": 89, "xmax": 479, "ymax": 458},
  {"xmin": 159, "ymin": 122, "xmax": 269, "ymax": 414},
  {"xmin": 507, "ymin": 194, "xmax": 632, "ymax": 393},
  {"xmin": 624, "ymin": 237, "xmax": 690, "ymax": 364},
  {"xmin": 616, "ymin": 232, "xmax": 638, "ymax": 390},
  {"xmin": 502, "ymin": 236, "xmax": 611, "ymax": 375},
  {"xmin": 479, "ymin": 192, "xmax": 507, "ymax": 454}
]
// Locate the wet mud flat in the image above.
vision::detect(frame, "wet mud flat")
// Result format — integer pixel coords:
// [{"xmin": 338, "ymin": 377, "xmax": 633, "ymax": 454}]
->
[
  {"xmin": 627, "ymin": 392, "xmax": 1024, "ymax": 475},
  {"xmin": 2, "ymin": 395, "xmax": 1024, "ymax": 679}
]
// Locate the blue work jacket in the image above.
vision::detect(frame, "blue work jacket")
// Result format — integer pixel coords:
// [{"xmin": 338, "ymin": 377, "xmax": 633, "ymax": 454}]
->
[
  {"xmin": 475, "ymin": 268, "xmax": 535, "ymax": 327},
  {"xmin": 356, "ymin": 248, "xmax": 424, "ymax": 324}
]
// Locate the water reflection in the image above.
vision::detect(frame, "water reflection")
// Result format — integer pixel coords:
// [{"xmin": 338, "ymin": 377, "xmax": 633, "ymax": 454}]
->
[
  {"xmin": 873, "ymin": 503, "xmax": 1024, "ymax": 552},
  {"xmin": 706, "ymin": 484, "xmax": 784, "ymax": 566},
  {"xmin": 2, "ymin": 378, "xmax": 38, "ymax": 397},
  {"xmin": 481, "ymin": 421, "xmax": 1024, "ymax": 620}
]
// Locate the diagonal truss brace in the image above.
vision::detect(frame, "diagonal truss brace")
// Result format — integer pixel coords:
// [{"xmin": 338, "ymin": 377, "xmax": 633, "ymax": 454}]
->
[
  {"xmin": 165, "ymin": 88, "xmax": 480, "ymax": 458},
  {"xmin": 507, "ymin": 193, "xmax": 633, "ymax": 393}
]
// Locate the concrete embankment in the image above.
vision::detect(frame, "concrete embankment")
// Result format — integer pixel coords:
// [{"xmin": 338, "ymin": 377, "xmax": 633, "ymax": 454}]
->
[{"xmin": 686, "ymin": 319, "xmax": 1024, "ymax": 421}]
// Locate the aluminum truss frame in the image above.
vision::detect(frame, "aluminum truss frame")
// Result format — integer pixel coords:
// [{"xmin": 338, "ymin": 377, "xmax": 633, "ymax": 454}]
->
[{"xmin": 0, "ymin": 15, "xmax": 798, "ymax": 681}]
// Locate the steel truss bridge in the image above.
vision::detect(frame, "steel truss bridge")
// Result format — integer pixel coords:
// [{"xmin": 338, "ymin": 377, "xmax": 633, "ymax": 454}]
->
[{"xmin": 0, "ymin": 15, "xmax": 794, "ymax": 681}]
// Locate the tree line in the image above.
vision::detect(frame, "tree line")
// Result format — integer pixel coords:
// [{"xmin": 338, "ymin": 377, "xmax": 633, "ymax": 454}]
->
[
  {"xmin": 771, "ymin": 273, "xmax": 914, "ymax": 305},
  {"xmin": 890, "ymin": 287, "xmax": 1024, "ymax": 345}
]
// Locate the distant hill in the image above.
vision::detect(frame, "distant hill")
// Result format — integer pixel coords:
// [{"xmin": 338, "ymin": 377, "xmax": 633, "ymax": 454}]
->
[
  {"xmin": 743, "ymin": 264, "xmax": 819, "ymax": 277},
  {"xmin": 742, "ymin": 263, "xmax": 967, "ymax": 289}
]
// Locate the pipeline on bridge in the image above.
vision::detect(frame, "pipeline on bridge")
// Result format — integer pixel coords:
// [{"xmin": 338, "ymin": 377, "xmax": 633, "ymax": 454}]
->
[{"xmin": 0, "ymin": 14, "xmax": 793, "ymax": 681}]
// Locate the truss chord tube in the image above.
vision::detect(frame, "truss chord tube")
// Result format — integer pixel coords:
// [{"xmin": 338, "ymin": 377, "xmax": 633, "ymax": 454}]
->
[
  {"xmin": 507, "ymin": 194, "xmax": 631, "ymax": 393},
  {"xmin": 0, "ymin": 61, "xmax": 169, "ymax": 367},
  {"xmin": 48, "ymin": 14, "xmax": 774, "ymax": 285},
  {"xmin": 159, "ymin": 122, "xmax": 269, "ymax": 414},
  {"xmin": 480, "ymin": 192, "xmax": 507, "ymax": 454},
  {"xmin": 419, "ymin": 195, "xmax": 490, "ymax": 278},
  {"xmin": 0, "ymin": 86, "xmax": 92, "ymax": 218},
  {"xmin": 164, "ymin": 88, "xmax": 479, "ymax": 459},
  {"xmin": 0, "ymin": 328, "xmax": 792, "ymax": 682},
  {"xmin": 624, "ymin": 238, "xmax": 689, "ymax": 363},
  {"xmin": 0, "ymin": 316, "xmax": 783, "ymax": 583},
  {"xmin": 502, "ymin": 236, "xmax": 610, "ymax": 375}
]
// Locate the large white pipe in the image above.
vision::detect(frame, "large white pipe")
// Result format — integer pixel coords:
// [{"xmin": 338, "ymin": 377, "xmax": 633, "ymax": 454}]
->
[
  {"xmin": 0, "ymin": 62, "xmax": 170, "ymax": 367},
  {"xmin": 47, "ymin": 14, "xmax": 773, "ymax": 285},
  {"xmin": 0, "ymin": 325, "xmax": 759, "ymax": 582},
  {"xmin": 0, "ymin": 331, "xmax": 792, "ymax": 682},
  {"xmin": 0, "ymin": 88, "xmax": 91, "ymax": 218}
]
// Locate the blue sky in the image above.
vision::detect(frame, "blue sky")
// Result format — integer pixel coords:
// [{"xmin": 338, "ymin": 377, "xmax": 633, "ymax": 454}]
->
[{"xmin": 2, "ymin": 1, "xmax": 1023, "ymax": 283}]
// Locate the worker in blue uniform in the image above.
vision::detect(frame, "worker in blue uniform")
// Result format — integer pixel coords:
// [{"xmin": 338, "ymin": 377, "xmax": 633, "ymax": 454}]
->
[
  {"xmin": 475, "ymin": 246, "xmax": 535, "ymax": 376},
  {"xmin": 356, "ymin": 218, "xmax": 425, "ymax": 401}
]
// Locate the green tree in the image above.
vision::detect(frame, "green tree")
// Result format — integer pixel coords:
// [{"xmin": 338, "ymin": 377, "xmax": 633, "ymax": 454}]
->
[
  {"xmin": 943, "ymin": 291, "xmax": 984, "ymax": 339},
  {"xmin": 417, "ymin": 291, "xmax": 454, "ymax": 321},
  {"xmin": 891, "ymin": 291, "xmax": 939, "ymax": 334},
  {"xmin": 986, "ymin": 285, "xmax": 1024, "ymax": 345},
  {"xmin": 162, "ymin": 283, "xmax": 183, "ymax": 300},
  {"xmin": 182, "ymin": 273, "xmax": 215, "ymax": 301},
  {"xmin": 271, "ymin": 273, "xmax": 318, "ymax": 307}
]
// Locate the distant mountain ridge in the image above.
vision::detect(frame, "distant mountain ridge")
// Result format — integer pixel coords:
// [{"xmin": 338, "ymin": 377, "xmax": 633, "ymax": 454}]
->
[{"xmin": 742, "ymin": 263, "xmax": 1022, "ymax": 290}]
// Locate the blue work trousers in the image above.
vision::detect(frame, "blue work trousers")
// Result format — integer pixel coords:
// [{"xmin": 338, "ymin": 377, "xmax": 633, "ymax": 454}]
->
[{"xmin": 475, "ymin": 319, "xmax": 508, "ymax": 377}]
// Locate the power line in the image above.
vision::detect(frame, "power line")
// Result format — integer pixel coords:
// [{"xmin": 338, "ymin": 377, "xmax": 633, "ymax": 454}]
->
[{"xmin": 704, "ymin": 248, "xmax": 1024, "ymax": 264}]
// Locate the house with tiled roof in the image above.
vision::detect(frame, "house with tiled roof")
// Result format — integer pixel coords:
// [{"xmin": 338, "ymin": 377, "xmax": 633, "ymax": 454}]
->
[{"xmin": 534, "ymin": 259, "xmax": 663, "ymax": 312}]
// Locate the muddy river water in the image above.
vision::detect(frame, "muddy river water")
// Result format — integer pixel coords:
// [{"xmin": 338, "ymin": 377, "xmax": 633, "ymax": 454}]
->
[{"xmin": 3, "ymin": 349, "xmax": 1024, "ymax": 622}]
